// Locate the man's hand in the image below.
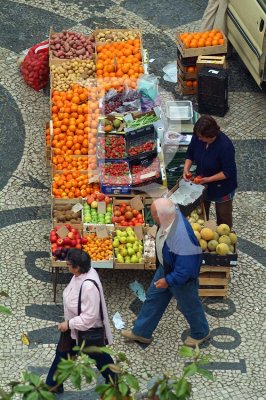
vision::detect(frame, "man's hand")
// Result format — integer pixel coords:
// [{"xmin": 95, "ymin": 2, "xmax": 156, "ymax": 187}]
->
[
  {"xmin": 58, "ymin": 321, "xmax": 69, "ymax": 332},
  {"xmin": 154, "ymin": 278, "xmax": 168, "ymax": 288}
]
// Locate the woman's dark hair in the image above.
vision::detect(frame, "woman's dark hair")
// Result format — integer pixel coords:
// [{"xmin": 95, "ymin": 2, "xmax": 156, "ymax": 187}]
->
[
  {"xmin": 193, "ymin": 115, "xmax": 220, "ymax": 138},
  {"xmin": 66, "ymin": 248, "xmax": 91, "ymax": 274}
]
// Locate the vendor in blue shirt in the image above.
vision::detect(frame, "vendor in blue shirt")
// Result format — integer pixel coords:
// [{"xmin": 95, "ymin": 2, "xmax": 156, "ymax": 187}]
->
[{"xmin": 183, "ymin": 115, "xmax": 237, "ymax": 228}]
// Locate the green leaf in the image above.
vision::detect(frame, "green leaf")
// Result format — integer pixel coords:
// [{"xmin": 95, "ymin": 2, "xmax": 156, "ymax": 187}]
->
[
  {"xmin": 72, "ymin": 346, "xmax": 80, "ymax": 352},
  {"xmin": 101, "ymin": 387, "xmax": 116, "ymax": 400},
  {"xmin": 183, "ymin": 362, "xmax": 198, "ymax": 377},
  {"xmin": 179, "ymin": 346, "xmax": 194, "ymax": 358},
  {"xmin": 70, "ymin": 371, "xmax": 82, "ymax": 389},
  {"xmin": 100, "ymin": 347, "xmax": 114, "ymax": 355},
  {"xmin": 0, "ymin": 291, "xmax": 9, "ymax": 297},
  {"xmin": 82, "ymin": 345, "xmax": 102, "ymax": 354},
  {"xmin": 118, "ymin": 382, "xmax": 129, "ymax": 396},
  {"xmin": 0, "ymin": 387, "xmax": 12, "ymax": 400},
  {"xmin": 123, "ymin": 374, "xmax": 139, "ymax": 391},
  {"xmin": 39, "ymin": 390, "xmax": 56, "ymax": 400},
  {"xmin": 103, "ymin": 364, "xmax": 121, "ymax": 374},
  {"xmin": 175, "ymin": 378, "xmax": 189, "ymax": 398},
  {"xmin": 29, "ymin": 374, "xmax": 41, "ymax": 387},
  {"xmin": 95, "ymin": 383, "xmax": 110, "ymax": 395},
  {"xmin": 196, "ymin": 367, "xmax": 215, "ymax": 381},
  {"xmin": 25, "ymin": 391, "xmax": 39, "ymax": 400},
  {"xmin": 117, "ymin": 352, "xmax": 128, "ymax": 362},
  {"xmin": 14, "ymin": 385, "xmax": 34, "ymax": 394},
  {"xmin": 0, "ymin": 305, "xmax": 11, "ymax": 315}
]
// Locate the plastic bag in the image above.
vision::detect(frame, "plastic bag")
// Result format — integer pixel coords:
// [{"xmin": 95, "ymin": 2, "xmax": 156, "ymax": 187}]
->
[
  {"xmin": 162, "ymin": 61, "xmax": 178, "ymax": 83},
  {"xmin": 138, "ymin": 74, "xmax": 160, "ymax": 112},
  {"xmin": 163, "ymin": 131, "xmax": 182, "ymax": 146},
  {"xmin": 21, "ymin": 40, "xmax": 49, "ymax": 91}
]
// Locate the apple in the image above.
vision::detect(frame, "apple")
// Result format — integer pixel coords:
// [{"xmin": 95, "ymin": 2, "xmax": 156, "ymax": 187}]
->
[
  {"xmin": 71, "ymin": 239, "xmax": 77, "ymax": 247},
  {"xmin": 132, "ymin": 210, "xmax": 139, "ymax": 217},
  {"xmin": 67, "ymin": 232, "xmax": 75, "ymax": 239},
  {"xmin": 81, "ymin": 237, "xmax": 88, "ymax": 244},
  {"xmin": 57, "ymin": 238, "xmax": 64, "ymax": 245},
  {"xmin": 91, "ymin": 201, "xmax": 98, "ymax": 209},
  {"xmin": 97, "ymin": 193, "xmax": 105, "ymax": 201},
  {"xmin": 125, "ymin": 211, "xmax": 133, "ymax": 221},
  {"xmin": 119, "ymin": 237, "xmax": 127, "ymax": 244},
  {"xmin": 87, "ymin": 195, "xmax": 95, "ymax": 205},
  {"xmin": 63, "ymin": 237, "xmax": 71, "ymax": 245},
  {"xmin": 71, "ymin": 228, "xmax": 78, "ymax": 235},
  {"xmin": 105, "ymin": 196, "xmax": 111, "ymax": 204},
  {"xmin": 50, "ymin": 235, "xmax": 57, "ymax": 243}
]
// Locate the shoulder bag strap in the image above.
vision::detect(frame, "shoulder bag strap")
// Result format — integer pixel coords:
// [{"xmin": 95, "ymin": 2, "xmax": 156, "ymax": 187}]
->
[{"xmin": 78, "ymin": 279, "xmax": 104, "ymax": 322}]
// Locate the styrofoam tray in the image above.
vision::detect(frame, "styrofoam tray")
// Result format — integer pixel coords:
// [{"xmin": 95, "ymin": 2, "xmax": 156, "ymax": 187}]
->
[{"xmin": 166, "ymin": 101, "xmax": 193, "ymax": 121}]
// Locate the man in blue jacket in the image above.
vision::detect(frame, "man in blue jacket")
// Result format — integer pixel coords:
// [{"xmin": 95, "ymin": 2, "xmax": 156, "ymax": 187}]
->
[{"xmin": 121, "ymin": 198, "xmax": 210, "ymax": 347}]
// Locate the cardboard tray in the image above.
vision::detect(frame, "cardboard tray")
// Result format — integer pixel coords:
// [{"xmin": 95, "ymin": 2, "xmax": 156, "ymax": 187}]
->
[
  {"xmin": 176, "ymin": 31, "xmax": 227, "ymax": 58},
  {"xmin": 166, "ymin": 180, "xmax": 205, "ymax": 217}
]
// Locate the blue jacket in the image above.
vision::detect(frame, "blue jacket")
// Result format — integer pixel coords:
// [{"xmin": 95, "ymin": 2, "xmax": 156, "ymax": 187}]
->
[
  {"xmin": 162, "ymin": 210, "xmax": 202, "ymax": 287},
  {"xmin": 186, "ymin": 132, "xmax": 237, "ymax": 199}
]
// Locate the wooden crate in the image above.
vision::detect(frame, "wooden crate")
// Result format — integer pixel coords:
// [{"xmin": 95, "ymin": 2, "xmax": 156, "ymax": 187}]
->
[
  {"xmin": 199, "ymin": 266, "xmax": 230, "ymax": 298},
  {"xmin": 94, "ymin": 28, "xmax": 141, "ymax": 44},
  {"xmin": 177, "ymin": 76, "xmax": 198, "ymax": 95},
  {"xmin": 176, "ymin": 32, "xmax": 227, "ymax": 58},
  {"xmin": 196, "ymin": 55, "xmax": 227, "ymax": 73},
  {"xmin": 177, "ymin": 57, "xmax": 197, "ymax": 80}
]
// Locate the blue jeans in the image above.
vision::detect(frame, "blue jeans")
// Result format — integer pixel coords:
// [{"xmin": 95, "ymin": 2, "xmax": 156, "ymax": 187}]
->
[
  {"xmin": 133, "ymin": 265, "xmax": 209, "ymax": 340},
  {"xmin": 46, "ymin": 341, "xmax": 116, "ymax": 390}
]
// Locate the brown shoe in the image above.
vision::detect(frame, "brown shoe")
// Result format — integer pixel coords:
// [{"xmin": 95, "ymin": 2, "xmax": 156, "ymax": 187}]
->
[
  {"xmin": 184, "ymin": 333, "xmax": 211, "ymax": 347},
  {"xmin": 121, "ymin": 330, "xmax": 152, "ymax": 344}
]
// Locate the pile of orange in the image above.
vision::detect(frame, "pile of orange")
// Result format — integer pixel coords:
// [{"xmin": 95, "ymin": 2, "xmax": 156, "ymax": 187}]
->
[
  {"xmin": 51, "ymin": 84, "xmax": 99, "ymax": 156},
  {"xmin": 186, "ymin": 80, "xmax": 198, "ymax": 87},
  {"xmin": 46, "ymin": 125, "xmax": 51, "ymax": 146},
  {"xmin": 52, "ymin": 155, "xmax": 97, "ymax": 171},
  {"xmin": 180, "ymin": 30, "xmax": 224, "ymax": 48},
  {"xmin": 52, "ymin": 171, "xmax": 100, "ymax": 198},
  {"xmin": 83, "ymin": 233, "xmax": 113, "ymax": 261},
  {"xmin": 96, "ymin": 39, "xmax": 144, "ymax": 90}
]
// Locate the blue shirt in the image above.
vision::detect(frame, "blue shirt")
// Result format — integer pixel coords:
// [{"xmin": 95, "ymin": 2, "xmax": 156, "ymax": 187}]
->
[{"xmin": 186, "ymin": 132, "xmax": 237, "ymax": 199}]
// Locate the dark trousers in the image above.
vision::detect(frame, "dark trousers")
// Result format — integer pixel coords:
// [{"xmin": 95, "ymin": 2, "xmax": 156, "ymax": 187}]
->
[
  {"xmin": 46, "ymin": 341, "xmax": 116, "ymax": 390},
  {"xmin": 204, "ymin": 199, "xmax": 233, "ymax": 228}
]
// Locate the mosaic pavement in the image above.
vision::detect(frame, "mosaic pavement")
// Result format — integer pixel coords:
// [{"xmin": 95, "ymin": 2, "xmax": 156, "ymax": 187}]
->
[{"xmin": 0, "ymin": 0, "xmax": 266, "ymax": 399}]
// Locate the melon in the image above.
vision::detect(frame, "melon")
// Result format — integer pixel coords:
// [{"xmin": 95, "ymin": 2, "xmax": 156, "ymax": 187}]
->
[
  {"xmin": 192, "ymin": 223, "xmax": 202, "ymax": 232},
  {"xmin": 218, "ymin": 235, "xmax": 231, "ymax": 245},
  {"xmin": 229, "ymin": 232, "xmax": 237, "ymax": 244},
  {"xmin": 217, "ymin": 224, "xmax": 230, "ymax": 236},
  {"xmin": 200, "ymin": 227, "xmax": 214, "ymax": 241},
  {"xmin": 207, "ymin": 240, "xmax": 218, "ymax": 251},
  {"xmin": 213, "ymin": 231, "xmax": 219, "ymax": 241},
  {"xmin": 216, "ymin": 243, "xmax": 229, "ymax": 255},
  {"xmin": 199, "ymin": 239, "xmax": 207, "ymax": 251},
  {"xmin": 194, "ymin": 231, "xmax": 201, "ymax": 241}
]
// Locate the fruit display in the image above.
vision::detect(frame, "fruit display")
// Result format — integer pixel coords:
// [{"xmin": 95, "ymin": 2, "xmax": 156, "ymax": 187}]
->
[
  {"xmin": 144, "ymin": 233, "xmax": 156, "ymax": 262},
  {"xmin": 83, "ymin": 193, "xmax": 112, "ymax": 224},
  {"xmin": 113, "ymin": 228, "xmax": 144, "ymax": 264},
  {"xmin": 51, "ymin": 84, "xmax": 99, "ymax": 156},
  {"xmin": 102, "ymin": 89, "xmax": 140, "ymax": 114},
  {"xmin": 50, "ymin": 59, "xmax": 96, "ymax": 91},
  {"xmin": 52, "ymin": 155, "xmax": 90, "ymax": 171},
  {"xmin": 185, "ymin": 80, "xmax": 197, "ymax": 88},
  {"xmin": 112, "ymin": 202, "xmax": 144, "ymax": 226},
  {"xmin": 45, "ymin": 124, "xmax": 51, "ymax": 147},
  {"xmin": 131, "ymin": 157, "xmax": 161, "ymax": 185},
  {"xmin": 50, "ymin": 225, "xmax": 87, "ymax": 260},
  {"xmin": 52, "ymin": 203, "xmax": 82, "ymax": 225},
  {"xmin": 128, "ymin": 139, "xmax": 156, "ymax": 158},
  {"xmin": 99, "ymin": 116, "xmax": 125, "ymax": 134},
  {"xmin": 52, "ymin": 171, "xmax": 100, "ymax": 198},
  {"xmin": 83, "ymin": 233, "xmax": 113, "ymax": 261},
  {"xmin": 50, "ymin": 31, "xmax": 95, "ymax": 59},
  {"xmin": 97, "ymin": 135, "xmax": 126, "ymax": 159},
  {"xmin": 179, "ymin": 29, "xmax": 225, "ymax": 49},
  {"xmin": 95, "ymin": 30, "xmax": 140, "ymax": 43},
  {"xmin": 96, "ymin": 39, "xmax": 144, "ymax": 89},
  {"xmin": 99, "ymin": 161, "xmax": 131, "ymax": 186}
]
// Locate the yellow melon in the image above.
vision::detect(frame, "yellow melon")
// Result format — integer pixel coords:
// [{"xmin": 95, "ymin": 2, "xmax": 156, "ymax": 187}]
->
[{"xmin": 200, "ymin": 227, "xmax": 214, "ymax": 241}]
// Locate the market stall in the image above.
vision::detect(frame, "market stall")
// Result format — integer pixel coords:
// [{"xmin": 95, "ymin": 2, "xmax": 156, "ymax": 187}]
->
[{"xmin": 44, "ymin": 27, "xmax": 237, "ymax": 301}]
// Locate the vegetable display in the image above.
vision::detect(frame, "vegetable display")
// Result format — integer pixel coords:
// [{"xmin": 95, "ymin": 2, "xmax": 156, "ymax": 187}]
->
[
  {"xmin": 50, "ymin": 31, "xmax": 95, "ymax": 59},
  {"xmin": 131, "ymin": 158, "xmax": 161, "ymax": 185},
  {"xmin": 128, "ymin": 140, "xmax": 156, "ymax": 157},
  {"xmin": 126, "ymin": 114, "xmax": 159, "ymax": 130},
  {"xmin": 112, "ymin": 202, "xmax": 144, "ymax": 226},
  {"xmin": 83, "ymin": 233, "xmax": 113, "ymax": 261},
  {"xmin": 51, "ymin": 59, "xmax": 96, "ymax": 91}
]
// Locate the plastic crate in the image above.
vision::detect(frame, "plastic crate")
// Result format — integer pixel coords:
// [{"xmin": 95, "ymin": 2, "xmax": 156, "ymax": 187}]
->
[
  {"xmin": 126, "ymin": 125, "xmax": 157, "ymax": 160},
  {"xmin": 98, "ymin": 160, "xmax": 132, "ymax": 195},
  {"xmin": 130, "ymin": 156, "xmax": 162, "ymax": 187}
]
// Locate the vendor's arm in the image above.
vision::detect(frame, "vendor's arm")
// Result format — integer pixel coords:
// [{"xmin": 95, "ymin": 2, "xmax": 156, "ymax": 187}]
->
[
  {"xmin": 183, "ymin": 159, "xmax": 193, "ymax": 181},
  {"xmin": 200, "ymin": 171, "xmax": 226, "ymax": 184}
]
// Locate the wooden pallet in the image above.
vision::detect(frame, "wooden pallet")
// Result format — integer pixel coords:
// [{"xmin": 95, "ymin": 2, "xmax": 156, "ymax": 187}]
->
[{"xmin": 199, "ymin": 265, "xmax": 230, "ymax": 298}]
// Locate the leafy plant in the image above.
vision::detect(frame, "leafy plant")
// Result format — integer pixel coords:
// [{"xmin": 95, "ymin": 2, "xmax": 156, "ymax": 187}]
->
[
  {"xmin": 96, "ymin": 351, "xmax": 139, "ymax": 400},
  {"xmin": 146, "ymin": 346, "xmax": 214, "ymax": 400}
]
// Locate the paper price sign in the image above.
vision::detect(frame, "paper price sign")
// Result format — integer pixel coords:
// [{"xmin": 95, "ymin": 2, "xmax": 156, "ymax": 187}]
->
[
  {"xmin": 148, "ymin": 225, "xmax": 158, "ymax": 238},
  {"xmin": 56, "ymin": 225, "xmax": 70, "ymax": 239},
  {"xmin": 71, "ymin": 203, "xmax": 83, "ymax": 213},
  {"xmin": 140, "ymin": 171, "xmax": 157, "ymax": 180},
  {"xmin": 130, "ymin": 195, "xmax": 144, "ymax": 211},
  {"xmin": 96, "ymin": 225, "xmax": 109, "ymax": 238},
  {"xmin": 88, "ymin": 174, "xmax": 99, "ymax": 184},
  {"xmin": 134, "ymin": 225, "xmax": 143, "ymax": 240},
  {"xmin": 97, "ymin": 202, "xmax": 106, "ymax": 214}
]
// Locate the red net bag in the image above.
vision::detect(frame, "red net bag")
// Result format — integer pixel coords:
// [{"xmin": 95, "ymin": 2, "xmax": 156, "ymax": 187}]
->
[{"xmin": 21, "ymin": 41, "xmax": 49, "ymax": 91}]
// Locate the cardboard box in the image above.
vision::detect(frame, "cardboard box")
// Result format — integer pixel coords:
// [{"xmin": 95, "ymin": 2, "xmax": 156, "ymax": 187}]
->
[{"xmin": 166, "ymin": 180, "xmax": 205, "ymax": 217}]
